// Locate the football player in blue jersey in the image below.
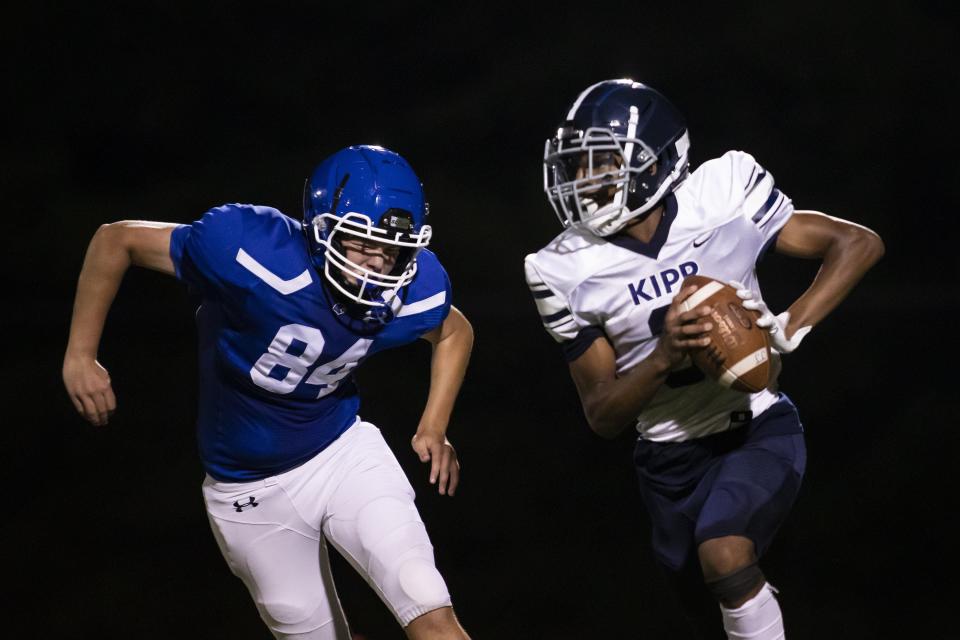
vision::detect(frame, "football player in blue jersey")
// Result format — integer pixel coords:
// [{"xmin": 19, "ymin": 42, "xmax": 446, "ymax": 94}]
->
[
  {"xmin": 525, "ymin": 80, "xmax": 884, "ymax": 639},
  {"xmin": 63, "ymin": 145, "xmax": 472, "ymax": 639}
]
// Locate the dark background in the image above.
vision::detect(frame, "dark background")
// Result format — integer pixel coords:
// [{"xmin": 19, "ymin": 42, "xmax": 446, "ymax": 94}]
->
[{"xmin": 4, "ymin": 2, "xmax": 958, "ymax": 638}]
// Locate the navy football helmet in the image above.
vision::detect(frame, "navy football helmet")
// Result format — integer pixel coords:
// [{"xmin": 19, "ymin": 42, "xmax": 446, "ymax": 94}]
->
[
  {"xmin": 303, "ymin": 145, "xmax": 431, "ymax": 308},
  {"xmin": 544, "ymin": 79, "xmax": 690, "ymax": 236}
]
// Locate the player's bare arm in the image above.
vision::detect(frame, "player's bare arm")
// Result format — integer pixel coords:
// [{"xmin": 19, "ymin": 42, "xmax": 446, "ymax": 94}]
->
[
  {"xmin": 63, "ymin": 222, "xmax": 178, "ymax": 426},
  {"xmin": 773, "ymin": 211, "xmax": 885, "ymax": 337},
  {"xmin": 412, "ymin": 305, "xmax": 474, "ymax": 496},
  {"xmin": 568, "ymin": 284, "xmax": 714, "ymax": 439}
]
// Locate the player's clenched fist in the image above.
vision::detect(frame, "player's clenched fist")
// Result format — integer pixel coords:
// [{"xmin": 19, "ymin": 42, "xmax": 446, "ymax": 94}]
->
[
  {"xmin": 653, "ymin": 284, "xmax": 714, "ymax": 367},
  {"xmin": 63, "ymin": 356, "xmax": 117, "ymax": 426},
  {"xmin": 411, "ymin": 430, "xmax": 461, "ymax": 497}
]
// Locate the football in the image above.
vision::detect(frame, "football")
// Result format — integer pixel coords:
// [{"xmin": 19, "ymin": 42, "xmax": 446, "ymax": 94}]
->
[{"xmin": 679, "ymin": 275, "xmax": 771, "ymax": 393}]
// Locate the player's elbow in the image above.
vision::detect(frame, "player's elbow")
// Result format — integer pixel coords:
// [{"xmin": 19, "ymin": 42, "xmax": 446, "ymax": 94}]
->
[
  {"xmin": 95, "ymin": 221, "xmax": 136, "ymax": 248},
  {"xmin": 840, "ymin": 224, "xmax": 885, "ymax": 267},
  {"xmin": 583, "ymin": 406, "xmax": 627, "ymax": 440},
  {"xmin": 89, "ymin": 221, "xmax": 128, "ymax": 253},
  {"xmin": 863, "ymin": 229, "xmax": 885, "ymax": 264},
  {"xmin": 588, "ymin": 421, "xmax": 620, "ymax": 439},
  {"xmin": 588, "ymin": 419, "xmax": 626, "ymax": 440},
  {"xmin": 576, "ymin": 382, "xmax": 630, "ymax": 439},
  {"xmin": 94, "ymin": 221, "xmax": 118, "ymax": 240}
]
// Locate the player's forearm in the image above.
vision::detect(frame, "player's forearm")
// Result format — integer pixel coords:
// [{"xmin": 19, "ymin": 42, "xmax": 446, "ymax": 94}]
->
[
  {"xmin": 64, "ymin": 224, "xmax": 135, "ymax": 359},
  {"xmin": 582, "ymin": 350, "xmax": 672, "ymax": 438},
  {"xmin": 417, "ymin": 313, "xmax": 474, "ymax": 435},
  {"xmin": 785, "ymin": 225, "xmax": 884, "ymax": 335}
]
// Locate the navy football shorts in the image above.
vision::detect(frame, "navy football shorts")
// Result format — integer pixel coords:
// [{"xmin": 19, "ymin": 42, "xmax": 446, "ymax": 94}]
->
[{"xmin": 633, "ymin": 395, "xmax": 806, "ymax": 572}]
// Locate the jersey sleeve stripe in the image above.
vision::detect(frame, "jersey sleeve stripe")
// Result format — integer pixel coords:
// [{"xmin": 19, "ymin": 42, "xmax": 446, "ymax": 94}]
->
[
  {"xmin": 757, "ymin": 192, "xmax": 792, "ymax": 229},
  {"xmin": 542, "ymin": 308, "xmax": 572, "ymax": 323},
  {"xmin": 525, "ymin": 255, "xmax": 582, "ymax": 342},
  {"xmin": 547, "ymin": 315, "xmax": 576, "ymax": 328},
  {"xmin": 397, "ymin": 291, "xmax": 447, "ymax": 317},
  {"xmin": 751, "ymin": 188, "xmax": 783, "ymax": 223},
  {"xmin": 745, "ymin": 168, "xmax": 767, "ymax": 195},
  {"xmin": 758, "ymin": 207, "xmax": 783, "ymax": 228},
  {"xmin": 236, "ymin": 248, "xmax": 314, "ymax": 295}
]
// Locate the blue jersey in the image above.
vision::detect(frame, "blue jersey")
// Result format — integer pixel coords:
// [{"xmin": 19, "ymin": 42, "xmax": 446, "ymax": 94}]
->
[{"xmin": 169, "ymin": 204, "xmax": 451, "ymax": 482}]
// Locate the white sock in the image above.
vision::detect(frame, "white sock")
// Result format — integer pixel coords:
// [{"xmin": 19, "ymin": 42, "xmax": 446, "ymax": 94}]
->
[{"xmin": 719, "ymin": 582, "xmax": 785, "ymax": 639}]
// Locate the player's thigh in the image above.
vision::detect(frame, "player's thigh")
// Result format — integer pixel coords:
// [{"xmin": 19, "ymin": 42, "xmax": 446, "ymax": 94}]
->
[
  {"xmin": 695, "ymin": 433, "xmax": 805, "ymax": 554},
  {"xmin": 203, "ymin": 477, "xmax": 349, "ymax": 638},
  {"xmin": 322, "ymin": 422, "xmax": 451, "ymax": 627}
]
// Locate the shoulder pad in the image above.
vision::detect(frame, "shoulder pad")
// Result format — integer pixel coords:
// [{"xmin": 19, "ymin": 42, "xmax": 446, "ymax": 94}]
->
[{"xmin": 675, "ymin": 151, "xmax": 792, "ymax": 232}]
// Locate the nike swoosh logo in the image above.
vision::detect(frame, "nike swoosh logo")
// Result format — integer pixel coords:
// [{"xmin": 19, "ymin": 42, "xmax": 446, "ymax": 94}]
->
[{"xmin": 693, "ymin": 232, "xmax": 716, "ymax": 248}]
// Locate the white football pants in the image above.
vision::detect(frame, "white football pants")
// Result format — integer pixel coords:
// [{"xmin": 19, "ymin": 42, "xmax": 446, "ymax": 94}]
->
[{"xmin": 202, "ymin": 420, "xmax": 452, "ymax": 639}]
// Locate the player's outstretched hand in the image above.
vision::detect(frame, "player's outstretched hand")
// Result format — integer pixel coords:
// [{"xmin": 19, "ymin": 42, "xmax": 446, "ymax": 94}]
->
[
  {"xmin": 411, "ymin": 429, "xmax": 460, "ymax": 497},
  {"xmin": 654, "ymin": 283, "xmax": 714, "ymax": 366},
  {"xmin": 63, "ymin": 356, "xmax": 117, "ymax": 426},
  {"xmin": 728, "ymin": 280, "xmax": 811, "ymax": 354}
]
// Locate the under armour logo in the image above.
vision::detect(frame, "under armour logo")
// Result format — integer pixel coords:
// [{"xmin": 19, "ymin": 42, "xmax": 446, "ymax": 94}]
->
[{"xmin": 233, "ymin": 497, "xmax": 259, "ymax": 512}]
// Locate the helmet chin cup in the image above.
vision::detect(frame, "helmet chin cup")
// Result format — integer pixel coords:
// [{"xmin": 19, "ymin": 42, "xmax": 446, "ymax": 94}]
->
[{"xmin": 582, "ymin": 201, "xmax": 632, "ymax": 236}]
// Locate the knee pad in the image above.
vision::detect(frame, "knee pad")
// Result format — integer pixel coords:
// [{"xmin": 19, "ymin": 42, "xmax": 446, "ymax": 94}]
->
[
  {"xmin": 258, "ymin": 599, "xmax": 337, "ymax": 638},
  {"xmin": 355, "ymin": 497, "xmax": 451, "ymax": 617},
  {"xmin": 705, "ymin": 561, "xmax": 765, "ymax": 605},
  {"xmin": 397, "ymin": 555, "xmax": 450, "ymax": 606}
]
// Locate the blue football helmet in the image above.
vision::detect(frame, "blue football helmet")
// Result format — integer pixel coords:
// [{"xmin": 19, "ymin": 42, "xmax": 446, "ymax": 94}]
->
[
  {"xmin": 544, "ymin": 79, "xmax": 690, "ymax": 236},
  {"xmin": 303, "ymin": 145, "xmax": 432, "ymax": 308}
]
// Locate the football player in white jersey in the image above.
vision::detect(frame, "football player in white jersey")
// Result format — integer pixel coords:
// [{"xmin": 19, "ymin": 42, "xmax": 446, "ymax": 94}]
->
[{"xmin": 525, "ymin": 80, "xmax": 884, "ymax": 639}]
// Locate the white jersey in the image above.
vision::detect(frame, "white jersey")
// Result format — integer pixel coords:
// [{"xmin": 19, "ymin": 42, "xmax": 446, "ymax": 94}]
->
[{"xmin": 525, "ymin": 150, "xmax": 794, "ymax": 442}]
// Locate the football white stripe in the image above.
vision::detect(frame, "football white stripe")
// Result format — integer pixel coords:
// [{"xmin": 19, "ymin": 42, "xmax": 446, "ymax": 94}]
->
[
  {"xmin": 681, "ymin": 280, "xmax": 725, "ymax": 311},
  {"xmin": 718, "ymin": 348, "xmax": 770, "ymax": 387}
]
